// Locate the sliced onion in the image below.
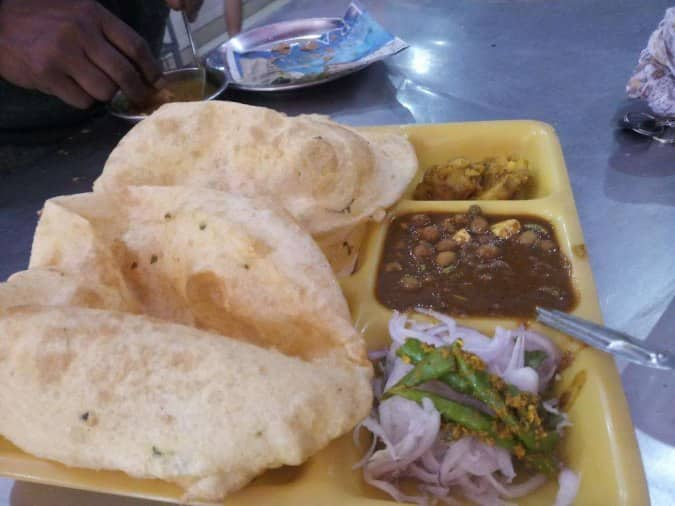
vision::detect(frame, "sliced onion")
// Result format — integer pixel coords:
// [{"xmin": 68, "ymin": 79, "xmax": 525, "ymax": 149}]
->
[
  {"xmin": 495, "ymin": 447, "xmax": 516, "ymax": 481},
  {"xmin": 414, "ymin": 307, "xmax": 458, "ymax": 335},
  {"xmin": 457, "ymin": 474, "xmax": 495, "ymax": 500},
  {"xmin": 363, "ymin": 472, "xmax": 427, "ymax": 505},
  {"xmin": 554, "ymin": 468, "xmax": 580, "ymax": 506},
  {"xmin": 453, "ymin": 326, "xmax": 494, "ymax": 350},
  {"xmin": 420, "ymin": 448, "xmax": 441, "ymax": 474},
  {"xmin": 505, "ymin": 335, "xmax": 526, "ymax": 371},
  {"xmin": 409, "ymin": 462, "xmax": 440, "ymax": 484},
  {"xmin": 356, "ymin": 311, "xmax": 576, "ymax": 505},
  {"xmin": 352, "ymin": 422, "xmax": 379, "ymax": 470},
  {"xmin": 372, "ymin": 376, "xmax": 385, "ymax": 400},
  {"xmin": 479, "ymin": 330, "xmax": 516, "ymax": 373},
  {"xmin": 484, "ymin": 473, "xmax": 548, "ymax": 498},
  {"xmin": 384, "ymin": 357, "xmax": 414, "ymax": 391},
  {"xmin": 516, "ymin": 326, "xmax": 562, "ymax": 388},
  {"xmin": 368, "ymin": 349, "xmax": 389, "ymax": 361},
  {"xmin": 389, "ymin": 311, "xmax": 446, "ymax": 347},
  {"xmin": 543, "ymin": 399, "xmax": 573, "ymax": 433},
  {"xmin": 420, "ymin": 485, "xmax": 461, "ymax": 506},
  {"xmin": 427, "ymin": 324, "xmax": 451, "ymax": 337},
  {"xmin": 358, "ymin": 414, "xmax": 395, "ymax": 459},
  {"xmin": 421, "ymin": 381, "xmax": 494, "ymax": 415},
  {"xmin": 439, "ymin": 438, "xmax": 472, "ymax": 486},
  {"xmin": 368, "ymin": 397, "xmax": 440, "ymax": 477},
  {"xmin": 517, "ymin": 327, "xmax": 561, "ymax": 361},
  {"xmin": 503, "ymin": 366, "xmax": 540, "ymax": 393},
  {"xmin": 500, "ymin": 336, "xmax": 540, "ymax": 393}
]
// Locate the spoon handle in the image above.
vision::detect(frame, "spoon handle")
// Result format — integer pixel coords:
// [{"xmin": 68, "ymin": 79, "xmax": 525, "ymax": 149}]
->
[
  {"xmin": 535, "ymin": 307, "xmax": 675, "ymax": 370},
  {"xmin": 181, "ymin": 12, "xmax": 206, "ymax": 96}
]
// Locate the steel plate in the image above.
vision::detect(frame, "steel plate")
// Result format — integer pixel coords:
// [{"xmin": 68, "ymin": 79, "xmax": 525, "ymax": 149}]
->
[
  {"xmin": 205, "ymin": 18, "xmax": 370, "ymax": 92},
  {"xmin": 108, "ymin": 67, "xmax": 228, "ymax": 123}
]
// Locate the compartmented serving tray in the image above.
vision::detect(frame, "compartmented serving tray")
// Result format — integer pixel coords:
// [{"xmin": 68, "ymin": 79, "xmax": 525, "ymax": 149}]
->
[{"xmin": 0, "ymin": 121, "xmax": 648, "ymax": 505}]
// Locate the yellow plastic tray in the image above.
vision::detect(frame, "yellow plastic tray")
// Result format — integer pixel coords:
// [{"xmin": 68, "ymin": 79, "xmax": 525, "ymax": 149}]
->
[{"xmin": 0, "ymin": 121, "xmax": 649, "ymax": 505}]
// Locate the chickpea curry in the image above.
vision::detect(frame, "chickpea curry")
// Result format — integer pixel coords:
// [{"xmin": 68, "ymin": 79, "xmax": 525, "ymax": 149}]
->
[{"xmin": 376, "ymin": 206, "xmax": 576, "ymax": 317}]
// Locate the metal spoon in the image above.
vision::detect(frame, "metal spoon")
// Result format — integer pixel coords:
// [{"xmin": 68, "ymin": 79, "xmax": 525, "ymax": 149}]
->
[
  {"xmin": 535, "ymin": 307, "xmax": 675, "ymax": 370},
  {"xmin": 623, "ymin": 112, "xmax": 675, "ymax": 143},
  {"xmin": 624, "ymin": 111, "xmax": 675, "ymax": 132},
  {"xmin": 181, "ymin": 11, "xmax": 206, "ymax": 98}
]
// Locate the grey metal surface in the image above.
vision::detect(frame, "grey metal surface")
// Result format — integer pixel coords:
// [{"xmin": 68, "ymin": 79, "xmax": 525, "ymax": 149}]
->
[{"xmin": 0, "ymin": 0, "xmax": 673, "ymax": 504}]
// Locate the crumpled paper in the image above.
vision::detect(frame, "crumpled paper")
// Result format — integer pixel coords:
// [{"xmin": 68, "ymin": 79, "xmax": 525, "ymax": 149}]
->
[
  {"xmin": 626, "ymin": 8, "xmax": 675, "ymax": 116},
  {"xmin": 225, "ymin": 2, "xmax": 408, "ymax": 87}
]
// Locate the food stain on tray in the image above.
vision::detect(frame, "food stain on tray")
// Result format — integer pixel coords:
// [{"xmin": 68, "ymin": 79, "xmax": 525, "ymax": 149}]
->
[
  {"xmin": 376, "ymin": 205, "xmax": 577, "ymax": 317},
  {"xmin": 559, "ymin": 370, "xmax": 587, "ymax": 412},
  {"xmin": 572, "ymin": 244, "xmax": 588, "ymax": 259}
]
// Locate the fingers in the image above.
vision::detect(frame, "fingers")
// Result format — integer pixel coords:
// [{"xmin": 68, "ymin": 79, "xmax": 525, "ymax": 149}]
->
[
  {"xmin": 84, "ymin": 28, "xmax": 156, "ymax": 104},
  {"xmin": 165, "ymin": 0, "xmax": 203, "ymax": 22},
  {"xmin": 69, "ymin": 52, "xmax": 118, "ymax": 102},
  {"xmin": 97, "ymin": 7, "xmax": 162, "ymax": 88},
  {"xmin": 186, "ymin": 0, "xmax": 204, "ymax": 22},
  {"xmin": 4, "ymin": 0, "xmax": 164, "ymax": 108},
  {"xmin": 42, "ymin": 73, "xmax": 95, "ymax": 109}
]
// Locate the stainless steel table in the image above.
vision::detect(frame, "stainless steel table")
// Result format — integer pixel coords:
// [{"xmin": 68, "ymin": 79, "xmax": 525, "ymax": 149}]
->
[{"xmin": 1, "ymin": 0, "xmax": 673, "ymax": 504}]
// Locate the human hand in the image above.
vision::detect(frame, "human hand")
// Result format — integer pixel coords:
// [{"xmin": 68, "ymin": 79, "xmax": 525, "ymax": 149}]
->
[
  {"xmin": 165, "ymin": 0, "xmax": 205, "ymax": 23},
  {"xmin": 0, "ymin": 0, "xmax": 163, "ymax": 109},
  {"xmin": 225, "ymin": 0, "xmax": 243, "ymax": 36}
]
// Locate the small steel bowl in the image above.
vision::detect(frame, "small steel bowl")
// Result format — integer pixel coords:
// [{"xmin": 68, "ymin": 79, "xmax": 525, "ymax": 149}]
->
[{"xmin": 108, "ymin": 67, "xmax": 228, "ymax": 123}]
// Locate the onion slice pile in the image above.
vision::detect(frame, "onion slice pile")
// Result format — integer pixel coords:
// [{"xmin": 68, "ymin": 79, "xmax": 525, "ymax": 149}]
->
[{"xmin": 355, "ymin": 309, "xmax": 579, "ymax": 505}]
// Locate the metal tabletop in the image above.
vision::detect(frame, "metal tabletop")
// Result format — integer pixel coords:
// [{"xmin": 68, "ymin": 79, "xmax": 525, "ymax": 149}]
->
[{"xmin": 1, "ymin": 0, "xmax": 673, "ymax": 504}]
